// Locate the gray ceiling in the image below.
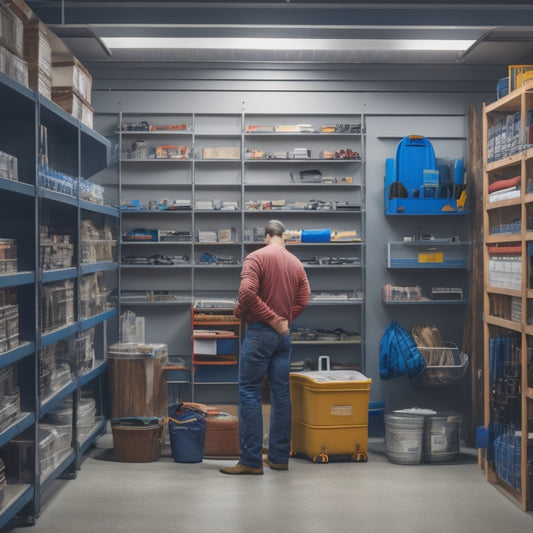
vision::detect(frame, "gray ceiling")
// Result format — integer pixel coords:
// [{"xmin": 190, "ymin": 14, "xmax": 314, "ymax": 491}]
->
[{"xmin": 24, "ymin": 1, "xmax": 533, "ymax": 70}]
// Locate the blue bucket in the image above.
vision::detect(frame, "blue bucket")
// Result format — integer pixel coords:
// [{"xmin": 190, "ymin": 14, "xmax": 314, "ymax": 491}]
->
[{"xmin": 168, "ymin": 404, "xmax": 207, "ymax": 463}]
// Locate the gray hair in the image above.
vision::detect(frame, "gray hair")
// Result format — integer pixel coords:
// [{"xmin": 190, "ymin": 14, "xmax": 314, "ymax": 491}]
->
[{"xmin": 265, "ymin": 219, "xmax": 286, "ymax": 238}]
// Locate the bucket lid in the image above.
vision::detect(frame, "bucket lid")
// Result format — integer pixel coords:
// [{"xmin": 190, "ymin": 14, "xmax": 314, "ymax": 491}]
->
[
  {"xmin": 111, "ymin": 416, "xmax": 161, "ymax": 427},
  {"xmin": 291, "ymin": 370, "xmax": 369, "ymax": 383},
  {"xmin": 394, "ymin": 408, "xmax": 437, "ymax": 416}
]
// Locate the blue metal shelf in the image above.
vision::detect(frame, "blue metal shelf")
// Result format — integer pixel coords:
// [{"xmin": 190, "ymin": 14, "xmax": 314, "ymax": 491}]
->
[
  {"xmin": 0, "ymin": 71, "xmax": 35, "ymax": 101},
  {"xmin": 39, "ymin": 187, "xmax": 78, "ymax": 207},
  {"xmin": 80, "ymin": 308, "xmax": 117, "ymax": 331},
  {"xmin": 308, "ymin": 299, "xmax": 364, "ymax": 306},
  {"xmin": 388, "ymin": 259, "xmax": 467, "ymax": 269},
  {"xmin": 40, "ymin": 380, "xmax": 77, "ymax": 418},
  {"xmin": 0, "ymin": 271, "xmax": 35, "ymax": 289},
  {"xmin": 80, "ymin": 200, "xmax": 119, "ymax": 218},
  {"xmin": 0, "ymin": 412, "xmax": 35, "ymax": 449},
  {"xmin": 0, "ymin": 342, "xmax": 35, "ymax": 369},
  {"xmin": 383, "ymin": 299, "xmax": 467, "ymax": 305},
  {"xmin": 39, "ymin": 450, "xmax": 76, "ymax": 492},
  {"xmin": 79, "ymin": 360, "xmax": 108, "ymax": 387},
  {"xmin": 119, "ymin": 299, "xmax": 192, "ymax": 306},
  {"xmin": 41, "ymin": 268, "xmax": 78, "ymax": 283},
  {"xmin": 41, "ymin": 323, "xmax": 79, "ymax": 347},
  {"xmin": 80, "ymin": 122, "xmax": 111, "ymax": 149},
  {"xmin": 0, "ymin": 178, "xmax": 36, "ymax": 197},
  {"xmin": 80, "ymin": 261, "xmax": 118, "ymax": 275},
  {"xmin": 0, "ymin": 484, "xmax": 34, "ymax": 530},
  {"xmin": 39, "ymin": 94, "xmax": 77, "ymax": 125},
  {"xmin": 78, "ymin": 418, "xmax": 107, "ymax": 455}
]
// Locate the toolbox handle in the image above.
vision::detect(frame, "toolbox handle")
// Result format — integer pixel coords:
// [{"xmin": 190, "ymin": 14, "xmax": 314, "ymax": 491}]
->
[{"xmin": 318, "ymin": 355, "xmax": 330, "ymax": 372}]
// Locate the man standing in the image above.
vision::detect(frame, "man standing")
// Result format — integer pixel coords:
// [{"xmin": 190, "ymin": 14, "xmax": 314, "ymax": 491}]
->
[{"xmin": 220, "ymin": 220, "xmax": 310, "ymax": 475}]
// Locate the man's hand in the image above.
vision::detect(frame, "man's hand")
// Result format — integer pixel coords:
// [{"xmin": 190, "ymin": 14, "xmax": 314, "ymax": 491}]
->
[{"xmin": 271, "ymin": 317, "xmax": 289, "ymax": 335}]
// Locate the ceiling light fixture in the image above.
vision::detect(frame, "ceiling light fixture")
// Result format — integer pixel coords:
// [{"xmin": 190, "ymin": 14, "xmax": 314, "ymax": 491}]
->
[{"xmin": 101, "ymin": 37, "xmax": 475, "ymax": 52}]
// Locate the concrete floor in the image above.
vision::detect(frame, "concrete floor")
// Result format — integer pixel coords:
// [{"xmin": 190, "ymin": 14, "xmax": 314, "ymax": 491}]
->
[{"xmin": 6, "ymin": 434, "xmax": 533, "ymax": 533}]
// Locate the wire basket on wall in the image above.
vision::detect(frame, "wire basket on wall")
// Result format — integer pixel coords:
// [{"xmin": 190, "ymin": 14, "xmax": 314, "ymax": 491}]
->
[{"xmin": 410, "ymin": 343, "xmax": 469, "ymax": 388}]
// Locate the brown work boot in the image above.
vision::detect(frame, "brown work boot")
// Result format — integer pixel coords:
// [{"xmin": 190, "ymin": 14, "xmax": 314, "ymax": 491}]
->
[
  {"xmin": 219, "ymin": 463, "xmax": 264, "ymax": 475},
  {"xmin": 263, "ymin": 458, "xmax": 288, "ymax": 470}
]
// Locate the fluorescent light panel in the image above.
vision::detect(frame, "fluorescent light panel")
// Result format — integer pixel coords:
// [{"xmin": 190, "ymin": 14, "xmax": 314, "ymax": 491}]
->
[{"xmin": 101, "ymin": 37, "xmax": 475, "ymax": 52}]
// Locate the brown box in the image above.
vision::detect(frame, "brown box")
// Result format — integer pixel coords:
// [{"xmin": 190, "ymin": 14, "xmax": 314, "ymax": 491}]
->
[
  {"xmin": 23, "ymin": 21, "xmax": 52, "ymax": 98},
  {"xmin": 4, "ymin": 0, "xmax": 36, "ymax": 25},
  {"xmin": 0, "ymin": 43, "xmax": 28, "ymax": 87},
  {"xmin": 51, "ymin": 88, "xmax": 94, "ymax": 128},
  {"xmin": 52, "ymin": 57, "xmax": 92, "ymax": 103},
  {"xmin": 0, "ymin": 4, "xmax": 23, "ymax": 57},
  {"xmin": 202, "ymin": 146, "xmax": 240, "ymax": 160}
]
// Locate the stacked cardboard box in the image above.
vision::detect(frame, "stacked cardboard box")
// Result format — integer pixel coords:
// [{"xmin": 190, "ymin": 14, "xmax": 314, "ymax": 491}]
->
[
  {"xmin": 23, "ymin": 20, "xmax": 51, "ymax": 98},
  {"xmin": 52, "ymin": 57, "xmax": 93, "ymax": 128},
  {"xmin": 0, "ymin": 3, "xmax": 28, "ymax": 87}
]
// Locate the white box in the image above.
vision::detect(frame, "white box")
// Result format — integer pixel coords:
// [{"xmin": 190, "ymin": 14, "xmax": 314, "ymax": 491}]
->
[{"xmin": 194, "ymin": 338, "xmax": 216, "ymax": 355}]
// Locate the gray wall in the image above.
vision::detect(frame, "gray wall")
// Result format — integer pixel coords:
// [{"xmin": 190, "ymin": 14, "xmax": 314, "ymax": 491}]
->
[{"xmin": 90, "ymin": 63, "xmax": 496, "ymax": 414}]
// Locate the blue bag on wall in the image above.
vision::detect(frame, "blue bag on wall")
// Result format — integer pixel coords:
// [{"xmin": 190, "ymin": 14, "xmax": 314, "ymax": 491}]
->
[{"xmin": 379, "ymin": 321, "xmax": 426, "ymax": 380}]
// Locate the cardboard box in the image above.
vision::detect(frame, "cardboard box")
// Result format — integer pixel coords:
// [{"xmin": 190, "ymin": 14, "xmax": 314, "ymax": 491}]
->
[
  {"xmin": 202, "ymin": 147, "xmax": 240, "ymax": 160},
  {"xmin": 0, "ymin": 4, "xmax": 23, "ymax": 57},
  {"xmin": 23, "ymin": 21, "xmax": 52, "ymax": 98},
  {"xmin": 52, "ymin": 57, "xmax": 92, "ymax": 103},
  {"xmin": 51, "ymin": 88, "xmax": 94, "ymax": 128}
]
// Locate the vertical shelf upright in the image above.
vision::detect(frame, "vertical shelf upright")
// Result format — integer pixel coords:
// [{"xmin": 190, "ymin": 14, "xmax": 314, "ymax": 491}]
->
[{"xmin": 482, "ymin": 82, "xmax": 533, "ymax": 511}]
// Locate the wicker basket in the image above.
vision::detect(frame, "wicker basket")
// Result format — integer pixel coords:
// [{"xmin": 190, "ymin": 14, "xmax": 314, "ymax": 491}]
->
[
  {"xmin": 204, "ymin": 412, "xmax": 240, "ymax": 458},
  {"xmin": 112, "ymin": 421, "xmax": 163, "ymax": 462}
]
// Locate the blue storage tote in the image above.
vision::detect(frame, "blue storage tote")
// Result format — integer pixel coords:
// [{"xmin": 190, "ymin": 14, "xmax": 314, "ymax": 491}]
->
[{"xmin": 168, "ymin": 404, "xmax": 207, "ymax": 463}]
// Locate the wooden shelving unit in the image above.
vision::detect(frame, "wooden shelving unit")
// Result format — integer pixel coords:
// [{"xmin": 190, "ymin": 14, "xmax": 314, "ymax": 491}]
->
[{"xmin": 482, "ymin": 81, "xmax": 533, "ymax": 511}]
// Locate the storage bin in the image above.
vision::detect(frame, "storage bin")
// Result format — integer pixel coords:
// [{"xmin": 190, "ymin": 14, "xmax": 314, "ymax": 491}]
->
[
  {"xmin": 291, "ymin": 419, "xmax": 368, "ymax": 463},
  {"xmin": 111, "ymin": 417, "xmax": 163, "ymax": 463},
  {"xmin": 423, "ymin": 412, "xmax": 461, "ymax": 463},
  {"xmin": 290, "ymin": 368, "xmax": 371, "ymax": 427},
  {"xmin": 168, "ymin": 404, "xmax": 207, "ymax": 463},
  {"xmin": 204, "ymin": 411, "xmax": 239, "ymax": 457},
  {"xmin": 107, "ymin": 342, "xmax": 168, "ymax": 419},
  {"xmin": 508, "ymin": 64, "xmax": 533, "ymax": 91},
  {"xmin": 368, "ymin": 401, "xmax": 386, "ymax": 437},
  {"xmin": 385, "ymin": 412, "xmax": 425, "ymax": 464},
  {"xmin": 290, "ymin": 356, "xmax": 371, "ymax": 462}
]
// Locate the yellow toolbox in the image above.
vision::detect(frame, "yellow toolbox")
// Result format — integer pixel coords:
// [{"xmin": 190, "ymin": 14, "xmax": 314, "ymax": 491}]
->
[{"xmin": 290, "ymin": 356, "xmax": 371, "ymax": 463}]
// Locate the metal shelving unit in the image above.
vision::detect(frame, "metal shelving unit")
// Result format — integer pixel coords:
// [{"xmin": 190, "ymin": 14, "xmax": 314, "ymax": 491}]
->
[{"xmin": 0, "ymin": 72, "xmax": 119, "ymax": 527}]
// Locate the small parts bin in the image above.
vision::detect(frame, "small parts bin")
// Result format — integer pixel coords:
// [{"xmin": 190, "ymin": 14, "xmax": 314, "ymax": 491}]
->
[{"xmin": 290, "ymin": 355, "xmax": 371, "ymax": 463}]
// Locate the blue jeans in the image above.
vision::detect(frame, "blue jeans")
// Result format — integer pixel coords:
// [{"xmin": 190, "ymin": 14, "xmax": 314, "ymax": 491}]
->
[{"xmin": 238, "ymin": 322, "xmax": 292, "ymax": 468}]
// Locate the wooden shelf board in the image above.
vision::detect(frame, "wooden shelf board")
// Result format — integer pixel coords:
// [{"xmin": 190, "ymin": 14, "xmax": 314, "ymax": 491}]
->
[{"xmin": 486, "ymin": 315, "xmax": 522, "ymax": 332}]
